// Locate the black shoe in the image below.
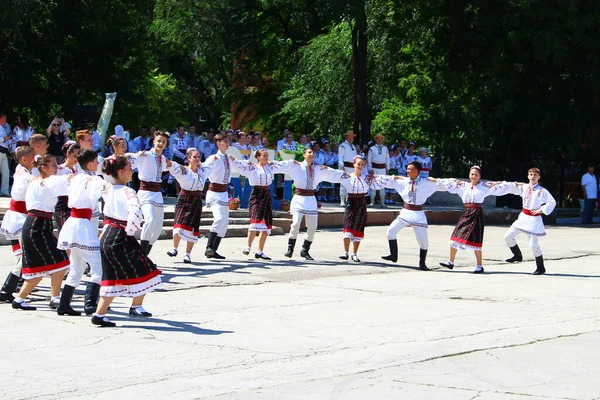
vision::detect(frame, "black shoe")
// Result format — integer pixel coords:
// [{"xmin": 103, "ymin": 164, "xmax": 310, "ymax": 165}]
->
[
  {"xmin": 57, "ymin": 285, "xmax": 82, "ymax": 316},
  {"xmin": 419, "ymin": 249, "xmax": 430, "ymax": 271},
  {"xmin": 167, "ymin": 249, "xmax": 178, "ymax": 257},
  {"xmin": 12, "ymin": 301, "xmax": 36, "ymax": 310},
  {"xmin": 1, "ymin": 273, "xmax": 20, "ymax": 301},
  {"xmin": 209, "ymin": 252, "xmax": 226, "ymax": 260},
  {"xmin": 351, "ymin": 254, "xmax": 361, "ymax": 263},
  {"xmin": 57, "ymin": 304, "xmax": 82, "ymax": 316},
  {"xmin": 533, "ymin": 255, "xmax": 546, "ymax": 275},
  {"xmin": 129, "ymin": 306, "xmax": 152, "ymax": 317},
  {"xmin": 381, "ymin": 239, "xmax": 398, "ymax": 263},
  {"xmin": 284, "ymin": 238, "xmax": 296, "ymax": 258},
  {"xmin": 0, "ymin": 291, "xmax": 15, "ymax": 303},
  {"xmin": 91, "ymin": 315, "xmax": 116, "ymax": 327},
  {"xmin": 84, "ymin": 283, "xmax": 101, "ymax": 316},
  {"xmin": 49, "ymin": 298, "xmax": 60, "ymax": 309},
  {"xmin": 300, "ymin": 240, "xmax": 314, "ymax": 261},
  {"xmin": 439, "ymin": 261, "xmax": 454, "ymax": 270},
  {"xmin": 183, "ymin": 255, "xmax": 192, "ymax": 263},
  {"xmin": 339, "ymin": 254, "xmax": 349, "ymax": 260},
  {"xmin": 255, "ymin": 253, "xmax": 272, "ymax": 260},
  {"xmin": 473, "ymin": 266, "xmax": 485, "ymax": 274},
  {"xmin": 505, "ymin": 245, "xmax": 523, "ymax": 263}
]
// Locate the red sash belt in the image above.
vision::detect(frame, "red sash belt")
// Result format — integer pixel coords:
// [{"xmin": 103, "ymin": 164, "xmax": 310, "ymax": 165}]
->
[
  {"xmin": 70, "ymin": 208, "xmax": 92, "ymax": 220},
  {"xmin": 403, "ymin": 204, "xmax": 423, "ymax": 211},
  {"xmin": 208, "ymin": 183, "xmax": 228, "ymax": 193},
  {"xmin": 372, "ymin": 162, "xmax": 387, "ymax": 169},
  {"xmin": 10, "ymin": 200, "xmax": 27, "ymax": 214},
  {"xmin": 253, "ymin": 185, "xmax": 270, "ymax": 191},
  {"xmin": 140, "ymin": 181, "xmax": 161, "ymax": 192},
  {"xmin": 180, "ymin": 189, "xmax": 203, "ymax": 197},
  {"xmin": 27, "ymin": 209, "xmax": 53, "ymax": 219},
  {"xmin": 105, "ymin": 217, "xmax": 127, "ymax": 229},
  {"xmin": 348, "ymin": 193, "xmax": 366, "ymax": 199},
  {"xmin": 295, "ymin": 188, "xmax": 315, "ymax": 196},
  {"xmin": 522, "ymin": 208, "xmax": 540, "ymax": 216},
  {"xmin": 464, "ymin": 203, "xmax": 482, "ymax": 209},
  {"xmin": 343, "ymin": 161, "xmax": 354, "ymax": 168}
]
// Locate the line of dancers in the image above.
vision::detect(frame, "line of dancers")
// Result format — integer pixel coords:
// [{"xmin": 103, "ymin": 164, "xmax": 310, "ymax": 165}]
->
[{"xmin": 0, "ymin": 131, "xmax": 557, "ymax": 328}]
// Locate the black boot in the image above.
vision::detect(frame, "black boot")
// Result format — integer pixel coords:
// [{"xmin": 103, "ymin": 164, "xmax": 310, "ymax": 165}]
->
[
  {"xmin": 57, "ymin": 285, "xmax": 81, "ymax": 316},
  {"xmin": 211, "ymin": 236, "xmax": 226, "ymax": 259},
  {"xmin": 419, "ymin": 249, "xmax": 430, "ymax": 271},
  {"xmin": 300, "ymin": 240, "xmax": 314, "ymax": 261},
  {"xmin": 146, "ymin": 244, "xmax": 153, "ymax": 255},
  {"xmin": 284, "ymin": 238, "xmax": 296, "ymax": 258},
  {"xmin": 140, "ymin": 240, "xmax": 150, "ymax": 255},
  {"xmin": 533, "ymin": 255, "xmax": 546, "ymax": 275},
  {"xmin": 84, "ymin": 283, "xmax": 101, "ymax": 315},
  {"xmin": 0, "ymin": 273, "xmax": 20, "ymax": 303},
  {"xmin": 505, "ymin": 245, "xmax": 523, "ymax": 263},
  {"xmin": 205, "ymin": 232, "xmax": 217, "ymax": 258},
  {"xmin": 381, "ymin": 239, "xmax": 398, "ymax": 263}
]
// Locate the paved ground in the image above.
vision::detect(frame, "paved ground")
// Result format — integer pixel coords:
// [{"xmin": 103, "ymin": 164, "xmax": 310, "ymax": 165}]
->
[{"xmin": 1, "ymin": 224, "xmax": 599, "ymax": 399}]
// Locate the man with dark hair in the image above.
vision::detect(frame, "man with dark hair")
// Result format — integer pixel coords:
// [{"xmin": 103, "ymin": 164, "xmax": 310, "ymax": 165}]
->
[{"xmin": 581, "ymin": 166, "xmax": 598, "ymax": 224}]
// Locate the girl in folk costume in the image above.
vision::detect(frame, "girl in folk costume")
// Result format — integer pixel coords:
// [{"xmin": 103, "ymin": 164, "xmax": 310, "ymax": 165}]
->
[
  {"xmin": 430, "ymin": 166, "xmax": 516, "ymax": 273},
  {"xmin": 12, "ymin": 155, "xmax": 70, "ymax": 310},
  {"xmin": 271, "ymin": 147, "xmax": 338, "ymax": 260},
  {"xmin": 0, "ymin": 146, "xmax": 36, "ymax": 302},
  {"xmin": 504, "ymin": 168, "xmax": 556, "ymax": 275},
  {"xmin": 54, "ymin": 143, "xmax": 80, "ymax": 233},
  {"xmin": 56, "ymin": 150, "xmax": 108, "ymax": 316},
  {"xmin": 104, "ymin": 136, "xmax": 142, "ymax": 184},
  {"xmin": 381, "ymin": 161, "xmax": 447, "ymax": 270},
  {"xmin": 230, "ymin": 149, "xmax": 282, "ymax": 260},
  {"xmin": 167, "ymin": 148, "xmax": 214, "ymax": 263},
  {"xmin": 328, "ymin": 155, "xmax": 396, "ymax": 262},
  {"xmin": 202, "ymin": 133, "xmax": 233, "ymax": 260},
  {"xmin": 92, "ymin": 157, "xmax": 162, "ymax": 327},
  {"xmin": 137, "ymin": 131, "xmax": 170, "ymax": 255},
  {"xmin": 415, "ymin": 147, "xmax": 433, "ymax": 178}
]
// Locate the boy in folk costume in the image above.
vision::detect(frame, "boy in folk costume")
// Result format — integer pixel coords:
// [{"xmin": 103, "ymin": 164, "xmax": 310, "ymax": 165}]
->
[
  {"xmin": 137, "ymin": 131, "xmax": 170, "ymax": 255},
  {"xmin": 337, "ymin": 130, "xmax": 358, "ymax": 206},
  {"xmin": 382, "ymin": 161, "xmax": 447, "ymax": 270},
  {"xmin": 367, "ymin": 133, "xmax": 390, "ymax": 208},
  {"xmin": 504, "ymin": 168, "xmax": 556, "ymax": 275},
  {"xmin": 203, "ymin": 133, "xmax": 233, "ymax": 259}
]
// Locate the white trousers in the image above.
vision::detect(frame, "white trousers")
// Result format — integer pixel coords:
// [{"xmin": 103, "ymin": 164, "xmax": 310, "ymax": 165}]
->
[
  {"xmin": 141, "ymin": 204, "xmax": 164, "ymax": 244},
  {"xmin": 386, "ymin": 218, "xmax": 428, "ymax": 250},
  {"xmin": 289, "ymin": 212, "xmax": 318, "ymax": 241},
  {"xmin": 65, "ymin": 248, "xmax": 102, "ymax": 286},
  {"xmin": 504, "ymin": 227, "xmax": 542, "ymax": 257},
  {"xmin": 0, "ymin": 152, "xmax": 9, "ymax": 195},
  {"xmin": 210, "ymin": 204, "xmax": 229, "ymax": 237}
]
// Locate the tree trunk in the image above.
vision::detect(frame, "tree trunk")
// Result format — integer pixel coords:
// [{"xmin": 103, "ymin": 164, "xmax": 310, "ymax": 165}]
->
[{"xmin": 351, "ymin": 0, "xmax": 370, "ymax": 145}]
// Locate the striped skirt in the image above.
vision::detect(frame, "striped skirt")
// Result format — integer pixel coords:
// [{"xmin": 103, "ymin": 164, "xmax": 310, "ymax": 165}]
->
[
  {"xmin": 100, "ymin": 221, "xmax": 162, "ymax": 298},
  {"xmin": 249, "ymin": 187, "xmax": 272, "ymax": 234},
  {"xmin": 21, "ymin": 213, "xmax": 69, "ymax": 279},
  {"xmin": 343, "ymin": 194, "xmax": 368, "ymax": 242},
  {"xmin": 54, "ymin": 195, "xmax": 70, "ymax": 233},
  {"xmin": 450, "ymin": 206, "xmax": 484, "ymax": 250},
  {"xmin": 173, "ymin": 190, "xmax": 203, "ymax": 244}
]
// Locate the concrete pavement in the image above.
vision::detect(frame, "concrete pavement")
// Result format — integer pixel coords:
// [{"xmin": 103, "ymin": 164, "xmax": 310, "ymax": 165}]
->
[{"xmin": 1, "ymin": 224, "xmax": 599, "ymax": 399}]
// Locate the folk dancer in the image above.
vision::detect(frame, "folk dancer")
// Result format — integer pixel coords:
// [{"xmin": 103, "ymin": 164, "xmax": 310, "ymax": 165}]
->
[
  {"xmin": 167, "ymin": 148, "xmax": 214, "ymax": 263},
  {"xmin": 56, "ymin": 150, "xmax": 108, "ymax": 316},
  {"xmin": 271, "ymin": 147, "xmax": 337, "ymax": 260},
  {"xmin": 137, "ymin": 131, "xmax": 170, "ymax": 255},
  {"xmin": 0, "ymin": 146, "xmax": 35, "ymax": 302},
  {"xmin": 432, "ymin": 167, "xmax": 515, "ymax": 273},
  {"xmin": 74, "ymin": 130, "xmax": 105, "ymax": 229},
  {"xmin": 381, "ymin": 161, "xmax": 447, "ymax": 270},
  {"xmin": 329, "ymin": 155, "xmax": 395, "ymax": 262},
  {"xmin": 203, "ymin": 133, "xmax": 233, "ymax": 259},
  {"xmin": 230, "ymin": 149, "xmax": 282, "ymax": 260},
  {"xmin": 12, "ymin": 155, "xmax": 70, "ymax": 310},
  {"xmin": 92, "ymin": 156, "xmax": 162, "ymax": 327},
  {"xmin": 367, "ymin": 133, "xmax": 390, "ymax": 207},
  {"xmin": 504, "ymin": 168, "xmax": 556, "ymax": 275},
  {"xmin": 337, "ymin": 130, "xmax": 358, "ymax": 206},
  {"xmin": 54, "ymin": 143, "xmax": 80, "ymax": 233}
]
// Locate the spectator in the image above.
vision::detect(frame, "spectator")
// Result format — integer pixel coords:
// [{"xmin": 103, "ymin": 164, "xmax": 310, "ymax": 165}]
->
[
  {"xmin": 278, "ymin": 132, "xmax": 298, "ymax": 151},
  {"xmin": 581, "ymin": 166, "xmax": 598, "ymax": 224},
  {"xmin": 188, "ymin": 123, "xmax": 202, "ymax": 141},
  {"xmin": 45, "ymin": 117, "xmax": 71, "ymax": 163},
  {"xmin": 91, "ymin": 129, "xmax": 102, "ymax": 152},
  {"xmin": 169, "ymin": 123, "xmax": 193, "ymax": 164},
  {"xmin": 416, "ymin": 147, "xmax": 432, "ymax": 178},
  {"xmin": 298, "ymin": 134, "xmax": 308, "ymax": 147},
  {"xmin": 198, "ymin": 130, "xmax": 217, "ymax": 162},
  {"xmin": 226, "ymin": 129, "xmax": 235, "ymax": 145},
  {"xmin": 261, "ymin": 135, "xmax": 269, "ymax": 149},
  {"xmin": 13, "ymin": 113, "xmax": 34, "ymax": 149},
  {"xmin": 132, "ymin": 126, "xmax": 152, "ymax": 152},
  {"xmin": 249, "ymin": 132, "xmax": 264, "ymax": 151},
  {"xmin": 0, "ymin": 112, "xmax": 14, "ymax": 197}
]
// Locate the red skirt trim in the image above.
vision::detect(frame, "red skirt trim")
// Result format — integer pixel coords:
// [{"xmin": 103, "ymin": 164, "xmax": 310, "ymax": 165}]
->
[
  {"xmin": 343, "ymin": 228, "xmax": 365, "ymax": 238},
  {"xmin": 12, "ymin": 243, "xmax": 21, "ymax": 252},
  {"xmin": 101, "ymin": 269, "xmax": 162, "ymax": 286},
  {"xmin": 173, "ymin": 224, "xmax": 200, "ymax": 236},
  {"xmin": 22, "ymin": 258, "xmax": 70, "ymax": 276},
  {"xmin": 450, "ymin": 236, "xmax": 483, "ymax": 248},
  {"xmin": 250, "ymin": 219, "xmax": 273, "ymax": 229}
]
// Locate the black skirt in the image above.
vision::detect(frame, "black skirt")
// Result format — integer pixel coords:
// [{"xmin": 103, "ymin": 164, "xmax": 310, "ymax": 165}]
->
[
  {"xmin": 22, "ymin": 213, "xmax": 69, "ymax": 279},
  {"xmin": 54, "ymin": 195, "xmax": 70, "ymax": 233},
  {"xmin": 343, "ymin": 195, "xmax": 368, "ymax": 241},
  {"xmin": 100, "ymin": 220, "xmax": 161, "ymax": 297},
  {"xmin": 249, "ymin": 187, "xmax": 272, "ymax": 232},
  {"xmin": 173, "ymin": 190, "xmax": 203, "ymax": 242},
  {"xmin": 450, "ymin": 207, "xmax": 484, "ymax": 249}
]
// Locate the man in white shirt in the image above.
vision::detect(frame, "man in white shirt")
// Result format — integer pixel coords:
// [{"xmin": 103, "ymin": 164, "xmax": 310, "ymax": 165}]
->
[
  {"xmin": 367, "ymin": 133, "xmax": 390, "ymax": 207},
  {"xmin": 581, "ymin": 166, "xmax": 598, "ymax": 224},
  {"xmin": 0, "ymin": 113, "xmax": 14, "ymax": 196},
  {"xmin": 337, "ymin": 130, "xmax": 357, "ymax": 206}
]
